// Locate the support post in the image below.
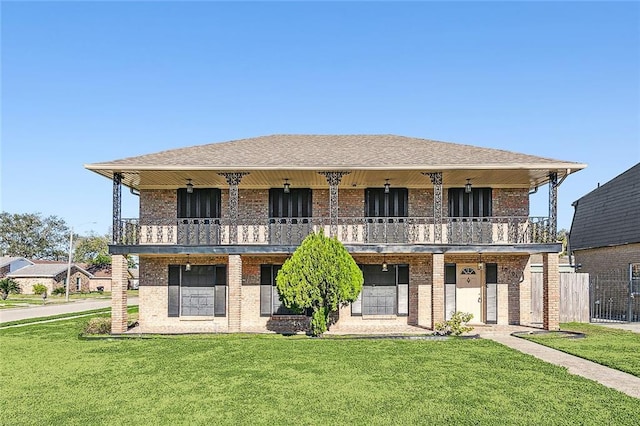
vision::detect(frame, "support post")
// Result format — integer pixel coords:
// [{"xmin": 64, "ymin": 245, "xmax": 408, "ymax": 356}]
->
[
  {"xmin": 219, "ymin": 172, "xmax": 249, "ymax": 244},
  {"xmin": 431, "ymin": 253, "xmax": 445, "ymax": 329},
  {"xmin": 424, "ymin": 172, "xmax": 443, "ymax": 243},
  {"xmin": 111, "ymin": 254, "xmax": 128, "ymax": 333},
  {"xmin": 228, "ymin": 255, "xmax": 242, "ymax": 332},
  {"xmin": 113, "ymin": 173, "xmax": 122, "ymax": 244},
  {"xmin": 319, "ymin": 171, "xmax": 350, "ymax": 238},
  {"xmin": 542, "ymin": 252, "xmax": 560, "ymax": 331},
  {"xmin": 549, "ymin": 172, "xmax": 558, "ymax": 242}
]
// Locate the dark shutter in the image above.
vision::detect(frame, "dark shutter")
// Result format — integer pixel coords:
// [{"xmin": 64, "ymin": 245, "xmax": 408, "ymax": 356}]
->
[
  {"xmin": 168, "ymin": 265, "xmax": 180, "ymax": 317},
  {"xmin": 445, "ymin": 263, "xmax": 457, "ymax": 321},
  {"xmin": 177, "ymin": 188, "xmax": 221, "ymax": 218},
  {"xmin": 448, "ymin": 188, "xmax": 492, "ymax": 218},
  {"xmin": 485, "ymin": 263, "xmax": 498, "ymax": 324},
  {"xmin": 260, "ymin": 265, "xmax": 273, "ymax": 316},
  {"xmin": 214, "ymin": 265, "xmax": 227, "ymax": 317},
  {"xmin": 365, "ymin": 188, "xmax": 408, "ymax": 217},
  {"xmin": 397, "ymin": 265, "xmax": 409, "ymax": 316},
  {"xmin": 269, "ymin": 189, "xmax": 312, "ymax": 218}
]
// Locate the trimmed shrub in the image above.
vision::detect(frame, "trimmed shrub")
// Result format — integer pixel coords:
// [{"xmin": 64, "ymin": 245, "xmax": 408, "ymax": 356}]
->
[
  {"xmin": 52, "ymin": 287, "xmax": 66, "ymax": 296},
  {"xmin": 32, "ymin": 284, "xmax": 47, "ymax": 296},
  {"xmin": 84, "ymin": 317, "xmax": 111, "ymax": 335},
  {"xmin": 434, "ymin": 312, "xmax": 474, "ymax": 336}
]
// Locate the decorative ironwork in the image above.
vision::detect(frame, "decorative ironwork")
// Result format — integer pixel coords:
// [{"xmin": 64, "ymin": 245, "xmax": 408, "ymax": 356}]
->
[
  {"xmin": 219, "ymin": 172, "xmax": 249, "ymax": 243},
  {"xmin": 319, "ymin": 171, "xmax": 350, "ymax": 237},
  {"xmin": 423, "ymin": 172, "xmax": 443, "ymax": 242},
  {"xmin": 112, "ymin": 173, "xmax": 122, "ymax": 244},
  {"xmin": 548, "ymin": 172, "xmax": 558, "ymax": 241}
]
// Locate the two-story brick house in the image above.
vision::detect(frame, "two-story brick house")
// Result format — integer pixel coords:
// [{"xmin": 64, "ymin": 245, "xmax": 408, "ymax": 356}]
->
[{"xmin": 85, "ymin": 135, "xmax": 586, "ymax": 334}]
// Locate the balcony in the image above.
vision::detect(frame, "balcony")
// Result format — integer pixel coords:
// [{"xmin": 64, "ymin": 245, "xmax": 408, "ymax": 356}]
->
[{"xmin": 115, "ymin": 216, "xmax": 554, "ymax": 246}]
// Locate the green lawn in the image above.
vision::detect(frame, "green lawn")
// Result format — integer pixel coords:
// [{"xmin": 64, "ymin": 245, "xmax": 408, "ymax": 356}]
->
[
  {"xmin": 520, "ymin": 322, "xmax": 640, "ymax": 377},
  {"xmin": 0, "ymin": 290, "xmax": 137, "ymax": 309},
  {"xmin": 1, "ymin": 319, "xmax": 639, "ymax": 425}
]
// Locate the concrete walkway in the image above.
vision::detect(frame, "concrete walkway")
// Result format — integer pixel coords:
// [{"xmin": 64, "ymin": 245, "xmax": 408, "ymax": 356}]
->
[
  {"xmin": 0, "ymin": 297, "xmax": 139, "ymax": 323},
  {"xmin": 481, "ymin": 331, "xmax": 640, "ymax": 399}
]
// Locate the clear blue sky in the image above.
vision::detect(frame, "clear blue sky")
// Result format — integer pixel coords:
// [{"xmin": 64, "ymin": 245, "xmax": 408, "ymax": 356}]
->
[{"xmin": 2, "ymin": 1, "xmax": 639, "ymax": 235}]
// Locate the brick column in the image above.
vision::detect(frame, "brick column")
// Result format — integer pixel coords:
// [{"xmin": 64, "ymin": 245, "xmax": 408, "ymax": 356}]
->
[
  {"xmin": 542, "ymin": 252, "xmax": 560, "ymax": 330},
  {"xmin": 431, "ymin": 253, "xmax": 445, "ymax": 329},
  {"xmin": 519, "ymin": 258, "xmax": 532, "ymax": 325},
  {"xmin": 228, "ymin": 255, "xmax": 242, "ymax": 332},
  {"xmin": 111, "ymin": 254, "xmax": 128, "ymax": 333}
]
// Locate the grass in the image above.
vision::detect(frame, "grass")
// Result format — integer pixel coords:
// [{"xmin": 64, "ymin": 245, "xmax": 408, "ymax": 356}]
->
[
  {"xmin": 0, "ymin": 290, "xmax": 138, "ymax": 308},
  {"xmin": 0, "ymin": 306, "xmax": 139, "ymax": 328},
  {"xmin": 1, "ymin": 320, "xmax": 640, "ymax": 425},
  {"xmin": 520, "ymin": 322, "xmax": 640, "ymax": 377}
]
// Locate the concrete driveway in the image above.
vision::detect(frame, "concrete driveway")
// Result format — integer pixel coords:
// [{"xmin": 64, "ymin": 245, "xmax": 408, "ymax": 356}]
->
[{"xmin": 0, "ymin": 297, "xmax": 139, "ymax": 323}]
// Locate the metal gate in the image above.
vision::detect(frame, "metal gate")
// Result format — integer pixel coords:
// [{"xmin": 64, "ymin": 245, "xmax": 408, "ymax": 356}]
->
[{"xmin": 590, "ymin": 268, "xmax": 640, "ymax": 323}]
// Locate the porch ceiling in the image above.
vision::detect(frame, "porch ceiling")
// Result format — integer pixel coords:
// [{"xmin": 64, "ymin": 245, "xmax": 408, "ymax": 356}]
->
[{"xmin": 92, "ymin": 167, "xmax": 574, "ymax": 191}]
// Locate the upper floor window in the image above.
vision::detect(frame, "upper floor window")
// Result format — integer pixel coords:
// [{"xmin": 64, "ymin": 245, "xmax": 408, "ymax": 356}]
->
[
  {"xmin": 365, "ymin": 188, "xmax": 408, "ymax": 217},
  {"xmin": 269, "ymin": 188, "xmax": 312, "ymax": 218},
  {"xmin": 177, "ymin": 188, "xmax": 221, "ymax": 218},
  {"xmin": 448, "ymin": 188, "xmax": 492, "ymax": 218}
]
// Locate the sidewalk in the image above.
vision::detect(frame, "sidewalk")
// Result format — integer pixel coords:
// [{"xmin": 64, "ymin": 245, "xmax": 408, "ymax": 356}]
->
[
  {"xmin": 480, "ymin": 330, "xmax": 640, "ymax": 399},
  {"xmin": 0, "ymin": 297, "xmax": 139, "ymax": 323}
]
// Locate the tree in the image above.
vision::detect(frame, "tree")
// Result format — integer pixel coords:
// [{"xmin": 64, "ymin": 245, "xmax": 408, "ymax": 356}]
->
[
  {"xmin": 276, "ymin": 231, "xmax": 363, "ymax": 336},
  {"xmin": 0, "ymin": 278, "xmax": 21, "ymax": 300},
  {"xmin": 0, "ymin": 212, "xmax": 70, "ymax": 260},
  {"xmin": 557, "ymin": 228, "xmax": 569, "ymax": 255},
  {"xmin": 74, "ymin": 233, "xmax": 111, "ymax": 267}
]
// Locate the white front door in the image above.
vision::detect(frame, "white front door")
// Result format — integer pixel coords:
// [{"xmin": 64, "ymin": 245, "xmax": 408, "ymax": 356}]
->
[{"xmin": 456, "ymin": 264, "xmax": 483, "ymax": 324}]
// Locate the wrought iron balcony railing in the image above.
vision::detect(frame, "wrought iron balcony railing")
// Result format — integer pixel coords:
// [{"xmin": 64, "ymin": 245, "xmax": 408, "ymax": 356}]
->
[{"xmin": 114, "ymin": 216, "xmax": 554, "ymax": 246}]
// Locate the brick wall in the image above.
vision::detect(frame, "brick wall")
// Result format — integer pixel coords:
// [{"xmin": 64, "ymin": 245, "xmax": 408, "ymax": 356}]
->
[
  {"xmin": 140, "ymin": 189, "xmax": 176, "ymax": 225},
  {"xmin": 408, "ymin": 189, "xmax": 432, "ymax": 217},
  {"xmin": 492, "ymin": 188, "xmax": 529, "ymax": 217},
  {"xmin": 237, "ymin": 189, "xmax": 269, "ymax": 219},
  {"xmin": 0, "ymin": 265, "xmax": 10, "ymax": 278},
  {"xmin": 139, "ymin": 186, "xmax": 530, "ymax": 222},
  {"xmin": 111, "ymin": 254, "xmax": 129, "ymax": 333},
  {"xmin": 542, "ymin": 252, "xmax": 560, "ymax": 330},
  {"xmin": 574, "ymin": 243, "xmax": 640, "ymax": 277}
]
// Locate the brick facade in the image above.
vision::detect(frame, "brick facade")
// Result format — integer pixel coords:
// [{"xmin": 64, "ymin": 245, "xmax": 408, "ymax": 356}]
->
[
  {"xmin": 111, "ymin": 254, "xmax": 129, "ymax": 333},
  {"xmin": 574, "ymin": 243, "xmax": 640, "ymax": 278},
  {"xmin": 131, "ymin": 186, "xmax": 549, "ymax": 333},
  {"xmin": 542, "ymin": 253, "xmax": 560, "ymax": 330}
]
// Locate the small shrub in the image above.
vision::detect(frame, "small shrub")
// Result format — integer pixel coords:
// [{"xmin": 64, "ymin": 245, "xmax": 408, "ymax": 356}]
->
[
  {"xmin": 0, "ymin": 278, "xmax": 21, "ymax": 300},
  {"xmin": 52, "ymin": 287, "xmax": 66, "ymax": 296},
  {"xmin": 84, "ymin": 317, "xmax": 111, "ymax": 335},
  {"xmin": 434, "ymin": 311, "xmax": 474, "ymax": 336},
  {"xmin": 32, "ymin": 284, "xmax": 48, "ymax": 296}
]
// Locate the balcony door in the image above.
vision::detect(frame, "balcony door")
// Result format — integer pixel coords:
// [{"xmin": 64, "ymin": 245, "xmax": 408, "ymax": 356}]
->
[
  {"xmin": 269, "ymin": 188, "xmax": 312, "ymax": 245},
  {"xmin": 176, "ymin": 188, "xmax": 222, "ymax": 245},
  {"xmin": 365, "ymin": 188, "xmax": 408, "ymax": 243}
]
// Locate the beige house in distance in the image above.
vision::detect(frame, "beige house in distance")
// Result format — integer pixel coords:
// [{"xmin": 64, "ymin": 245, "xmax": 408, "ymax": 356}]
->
[
  {"xmin": 85, "ymin": 135, "xmax": 586, "ymax": 334},
  {"xmin": 7, "ymin": 262, "xmax": 92, "ymax": 295}
]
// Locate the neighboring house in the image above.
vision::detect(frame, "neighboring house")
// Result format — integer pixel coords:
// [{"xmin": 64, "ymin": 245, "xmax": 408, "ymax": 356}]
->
[
  {"xmin": 84, "ymin": 265, "xmax": 113, "ymax": 292},
  {"xmin": 569, "ymin": 162, "xmax": 640, "ymax": 322},
  {"xmin": 7, "ymin": 262, "xmax": 93, "ymax": 295},
  {"xmin": 0, "ymin": 257, "xmax": 34, "ymax": 278},
  {"xmin": 85, "ymin": 134, "xmax": 586, "ymax": 333},
  {"xmin": 128, "ymin": 268, "xmax": 139, "ymax": 290},
  {"xmin": 570, "ymin": 162, "xmax": 640, "ymax": 276}
]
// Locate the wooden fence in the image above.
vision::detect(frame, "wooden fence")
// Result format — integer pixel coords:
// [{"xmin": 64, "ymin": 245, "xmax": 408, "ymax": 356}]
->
[{"xmin": 531, "ymin": 273, "xmax": 590, "ymax": 323}]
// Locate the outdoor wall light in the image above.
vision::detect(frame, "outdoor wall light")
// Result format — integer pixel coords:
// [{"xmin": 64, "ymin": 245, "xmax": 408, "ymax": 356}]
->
[
  {"xmin": 382, "ymin": 255, "xmax": 388, "ymax": 272},
  {"xmin": 186, "ymin": 179, "xmax": 194, "ymax": 194},
  {"xmin": 185, "ymin": 255, "xmax": 191, "ymax": 272},
  {"xmin": 283, "ymin": 178, "xmax": 290, "ymax": 194},
  {"xmin": 384, "ymin": 179, "xmax": 390, "ymax": 194},
  {"xmin": 465, "ymin": 179, "xmax": 472, "ymax": 194}
]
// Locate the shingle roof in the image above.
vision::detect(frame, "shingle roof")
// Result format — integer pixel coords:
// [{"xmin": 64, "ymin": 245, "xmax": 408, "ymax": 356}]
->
[
  {"xmin": 570, "ymin": 162, "xmax": 640, "ymax": 251},
  {"xmin": 7, "ymin": 263, "xmax": 92, "ymax": 278},
  {"xmin": 86, "ymin": 134, "xmax": 584, "ymax": 171},
  {"xmin": 0, "ymin": 257, "xmax": 32, "ymax": 268}
]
